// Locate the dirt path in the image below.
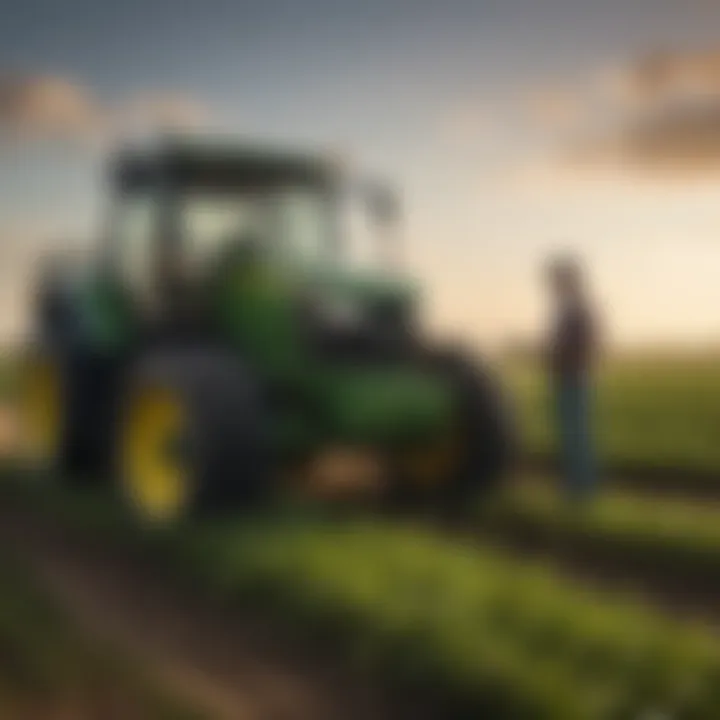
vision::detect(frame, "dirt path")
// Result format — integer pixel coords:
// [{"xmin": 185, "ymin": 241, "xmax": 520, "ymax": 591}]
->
[{"xmin": 0, "ymin": 510, "xmax": 414, "ymax": 720}]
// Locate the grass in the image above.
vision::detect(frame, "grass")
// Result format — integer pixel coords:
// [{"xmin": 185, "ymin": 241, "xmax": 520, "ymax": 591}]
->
[
  {"xmin": 9, "ymin": 479, "xmax": 720, "ymax": 720},
  {"xmin": 505, "ymin": 354, "xmax": 720, "ymax": 477},
  {"xmin": 0, "ymin": 543, "xmax": 204, "ymax": 720},
  {"xmin": 479, "ymin": 482, "xmax": 720, "ymax": 594}
]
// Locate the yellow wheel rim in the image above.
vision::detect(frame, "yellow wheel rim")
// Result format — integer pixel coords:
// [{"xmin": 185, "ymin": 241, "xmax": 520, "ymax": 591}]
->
[
  {"xmin": 21, "ymin": 357, "xmax": 62, "ymax": 468},
  {"xmin": 121, "ymin": 387, "xmax": 192, "ymax": 524}
]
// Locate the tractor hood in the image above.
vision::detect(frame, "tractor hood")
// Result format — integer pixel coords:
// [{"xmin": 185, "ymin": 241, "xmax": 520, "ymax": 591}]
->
[
  {"xmin": 322, "ymin": 366, "xmax": 454, "ymax": 442},
  {"xmin": 305, "ymin": 267, "xmax": 419, "ymax": 306},
  {"xmin": 295, "ymin": 266, "xmax": 422, "ymax": 363}
]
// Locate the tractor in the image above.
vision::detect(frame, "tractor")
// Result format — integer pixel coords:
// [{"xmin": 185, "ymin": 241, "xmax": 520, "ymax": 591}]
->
[{"xmin": 20, "ymin": 137, "xmax": 516, "ymax": 524}]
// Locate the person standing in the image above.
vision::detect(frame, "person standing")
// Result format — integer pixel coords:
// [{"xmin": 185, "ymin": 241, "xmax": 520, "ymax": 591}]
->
[{"xmin": 546, "ymin": 255, "xmax": 600, "ymax": 501}]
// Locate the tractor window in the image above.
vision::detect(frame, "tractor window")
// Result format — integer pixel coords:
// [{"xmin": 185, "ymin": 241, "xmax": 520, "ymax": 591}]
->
[
  {"xmin": 177, "ymin": 188, "xmax": 331, "ymax": 276},
  {"xmin": 113, "ymin": 195, "xmax": 157, "ymax": 303},
  {"xmin": 179, "ymin": 195, "xmax": 264, "ymax": 278},
  {"xmin": 274, "ymin": 189, "xmax": 329, "ymax": 266}
]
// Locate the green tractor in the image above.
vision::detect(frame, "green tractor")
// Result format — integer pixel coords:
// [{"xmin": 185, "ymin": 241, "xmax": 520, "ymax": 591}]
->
[{"xmin": 20, "ymin": 138, "xmax": 516, "ymax": 524}]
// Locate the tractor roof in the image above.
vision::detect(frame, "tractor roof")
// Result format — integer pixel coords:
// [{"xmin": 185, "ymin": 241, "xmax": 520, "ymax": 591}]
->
[{"xmin": 113, "ymin": 137, "xmax": 339, "ymax": 193}]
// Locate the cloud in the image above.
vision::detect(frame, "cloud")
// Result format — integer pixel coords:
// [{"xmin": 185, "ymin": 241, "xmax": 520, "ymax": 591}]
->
[
  {"xmin": 573, "ymin": 98, "xmax": 720, "ymax": 176},
  {"xmin": 0, "ymin": 76, "xmax": 103, "ymax": 139},
  {"xmin": 561, "ymin": 47, "xmax": 720, "ymax": 176},
  {"xmin": 0, "ymin": 74, "xmax": 208, "ymax": 144},
  {"xmin": 623, "ymin": 48, "xmax": 720, "ymax": 103}
]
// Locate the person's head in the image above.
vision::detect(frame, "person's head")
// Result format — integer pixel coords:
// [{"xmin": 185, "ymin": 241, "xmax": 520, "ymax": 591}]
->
[{"xmin": 546, "ymin": 254, "xmax": 585, "ymax": 304}]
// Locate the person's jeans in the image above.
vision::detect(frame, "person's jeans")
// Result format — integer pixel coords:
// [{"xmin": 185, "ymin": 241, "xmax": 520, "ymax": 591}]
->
[{"xmin": 555, "ymin": 375, "xmax": 596, "ymax": 501}]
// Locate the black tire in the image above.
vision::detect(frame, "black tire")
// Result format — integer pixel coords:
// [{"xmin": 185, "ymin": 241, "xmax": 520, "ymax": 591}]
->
[
  {"xmin": 116, "ymin": 349, "xmax": 270, "ymax": 524},
  {"xmin": 19, "ymin": 345, "xmax": 118, "ymax": 482},
  {"xmin": 66, "ymin": 349, "xmax": 123, "ymax": 481},
  {"xmin": 429, "ymin": 347, "xmax": 518, "ymax": 513}
]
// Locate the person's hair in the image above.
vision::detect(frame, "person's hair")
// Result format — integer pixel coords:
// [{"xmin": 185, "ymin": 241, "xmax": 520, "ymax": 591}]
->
[{"xmin": 546, "ymin": 254, "xmax": 583, "ymax": 284}]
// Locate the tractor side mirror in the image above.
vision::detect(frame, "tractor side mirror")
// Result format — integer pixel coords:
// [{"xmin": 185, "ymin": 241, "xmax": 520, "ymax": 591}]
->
[
  {"xmin": 361, "ymin": 179, "xmax": 402, "ymax": 270},
  {"xmin": 363, "ymin": 180, "xmax": 401, "ymax": 228}
]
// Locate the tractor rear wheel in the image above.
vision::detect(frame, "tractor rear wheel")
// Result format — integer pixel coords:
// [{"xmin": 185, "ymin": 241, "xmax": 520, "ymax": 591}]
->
[
  {"xmin": 434, "ymin": 349, "xmax": 517, "ymax": 514},
  {"xmin": 116, "ymin": 350, "xmax": 270, "ymax": 525}
]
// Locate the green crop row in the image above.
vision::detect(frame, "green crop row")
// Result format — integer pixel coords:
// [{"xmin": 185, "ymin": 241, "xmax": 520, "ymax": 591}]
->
[
  {"xmin": 479, "ymin": 483, "xmax": 720, "ymax": 593},
  {"xmin": 9, "ymin": 479, "xmax": 720, "ymax": 720}
]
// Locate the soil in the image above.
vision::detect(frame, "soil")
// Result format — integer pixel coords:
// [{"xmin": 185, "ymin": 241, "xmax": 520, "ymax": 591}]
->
[{"xmin": 0, "ymin": 508, "xmax": 422, "ymax": 720}]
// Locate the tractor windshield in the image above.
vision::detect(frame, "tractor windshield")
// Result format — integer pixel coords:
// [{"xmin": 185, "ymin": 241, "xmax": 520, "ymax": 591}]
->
[
  {"xmin": 176, "ymin": 183, "xmax": 395, "ymax": 277},
  {"xmin": 177, "ymin": 186, "xmax": 333, "ymax": 278}
]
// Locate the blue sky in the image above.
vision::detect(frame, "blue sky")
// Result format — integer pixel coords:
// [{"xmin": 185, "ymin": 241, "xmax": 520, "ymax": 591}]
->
[{"xmin": 3, "ymin": 0, "xmax": 720, "ymax": 346}]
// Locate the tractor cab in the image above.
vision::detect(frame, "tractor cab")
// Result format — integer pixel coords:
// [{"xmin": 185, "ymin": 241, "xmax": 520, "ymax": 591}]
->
[{"xmin": 106, "ymin": 139, "xmax": 404, "ymax": 333}]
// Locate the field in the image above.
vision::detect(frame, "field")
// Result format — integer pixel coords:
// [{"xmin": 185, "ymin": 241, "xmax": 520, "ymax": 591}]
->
[
  {"xmin": 4, "ymin": 477, "xmax": 720, "ymax": 720},
  {"xmin": 0, "ymin": 544, "xmax": 203, "ymax": 720},
  {"xmin": 506, "ymin": 354, "xmax": 720, "ymax": 481},
  {"xmin": 6, "ymin": 352, "xmax": 720, "ymax": 718},
  {"xmin": 477, "ymin": 483, "xmax": 720, "ymax": 609}
]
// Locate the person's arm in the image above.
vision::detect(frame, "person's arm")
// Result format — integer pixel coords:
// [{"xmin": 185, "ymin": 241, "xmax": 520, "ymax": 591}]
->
[
  {"xmin": 555, "ymin": 306, "xmax": 595, "ymax": 376},
  {"xmin": 573, "ymin": 306, "xmax": 599, "ymax": 374}
]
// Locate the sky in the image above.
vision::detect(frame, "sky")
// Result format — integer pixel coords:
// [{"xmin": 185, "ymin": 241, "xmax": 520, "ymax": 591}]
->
[{"xmin": 3, "ymin": 0, "xmax": 720, "ymax": 348}]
